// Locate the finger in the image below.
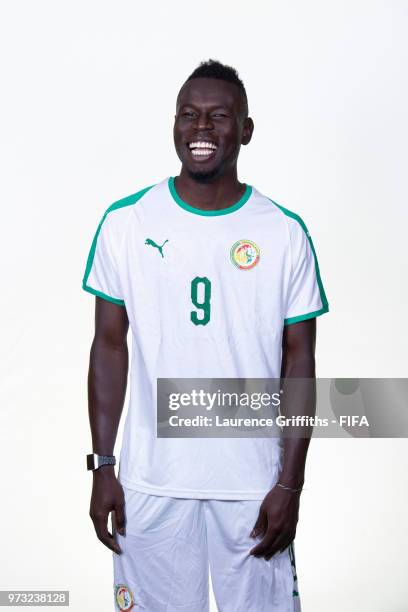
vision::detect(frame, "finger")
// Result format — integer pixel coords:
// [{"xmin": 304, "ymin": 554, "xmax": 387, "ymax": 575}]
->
[
  {"xmin": 250, "ymin": 512, "xmax": 267, "ymax": 539},
  {"xmin": 249, "ymin": 509, "xmax": 263, "ymax": 537},
  {"xmin": 92, "ymin": 513, "xmax": 122, "ymax": 555},
  {"xmin": 264, "ymin": 533, "xmax": 295, "ymax": 561},
  {"xmin": 250, "ymin": 529, "xmax": 278, "ymax": 557},
  {"xmin": 114, "ymin": 504, "xmax": 126, "ymax": 536}
]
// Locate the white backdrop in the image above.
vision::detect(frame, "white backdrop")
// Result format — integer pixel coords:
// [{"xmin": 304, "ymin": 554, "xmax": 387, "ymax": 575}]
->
[{"xmin": 1, "ymin": 1, "xmax": 407, "ymax": 611}]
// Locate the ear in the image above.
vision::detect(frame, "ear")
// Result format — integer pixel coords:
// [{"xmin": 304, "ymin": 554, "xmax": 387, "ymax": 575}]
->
[{"xmin": 241, "ymin": 117, "xmax": 254, "ymax": 146}]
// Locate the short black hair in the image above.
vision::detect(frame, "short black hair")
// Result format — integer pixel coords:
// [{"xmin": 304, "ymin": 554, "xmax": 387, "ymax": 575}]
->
[{"xmin": 184, "ymin": 59, "xmax": 248, "ymax": 117}]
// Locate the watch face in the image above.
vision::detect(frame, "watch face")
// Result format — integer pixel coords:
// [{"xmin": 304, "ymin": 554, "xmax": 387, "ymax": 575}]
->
[{"xmin": 86, "ymin": 454, "xmax": 96, "ymax": 470}]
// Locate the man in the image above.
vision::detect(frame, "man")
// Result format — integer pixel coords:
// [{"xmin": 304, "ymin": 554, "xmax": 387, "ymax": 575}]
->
[{"xmin": 83, "ymin": 59, "xmax": 329, "ymax": 611}]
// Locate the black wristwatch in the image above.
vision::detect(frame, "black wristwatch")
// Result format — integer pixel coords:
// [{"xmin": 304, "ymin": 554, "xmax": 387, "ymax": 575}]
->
[{"xmin": 86, "ymin": 453, "xmax": 116, "ymax": 471}]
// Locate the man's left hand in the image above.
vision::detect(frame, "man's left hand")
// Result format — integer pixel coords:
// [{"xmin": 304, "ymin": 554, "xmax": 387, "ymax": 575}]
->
[{"xmin": 249, "ymin": 485, "xmax": 301, "ymax": 560}]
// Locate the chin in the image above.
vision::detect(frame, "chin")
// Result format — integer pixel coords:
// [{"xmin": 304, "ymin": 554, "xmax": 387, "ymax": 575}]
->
[{"xmin": 186, "ymin": 164, "xmax": 222, "ymax": 183}]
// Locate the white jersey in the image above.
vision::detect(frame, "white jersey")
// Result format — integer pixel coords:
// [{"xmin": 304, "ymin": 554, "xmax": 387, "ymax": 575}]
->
[{"xmin": 82, "ymin": 177, "xmax": 329, "ymax": 499}]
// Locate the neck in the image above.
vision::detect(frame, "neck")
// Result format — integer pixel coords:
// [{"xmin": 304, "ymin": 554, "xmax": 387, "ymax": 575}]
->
[{"xmin": 174, "ymin": 167, "xmax": 245, "ymax": 211}]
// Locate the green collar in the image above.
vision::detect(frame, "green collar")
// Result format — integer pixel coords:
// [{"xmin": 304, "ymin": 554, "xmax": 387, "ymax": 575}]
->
[{"xmin": 168, "ymin": 176, "xmax": 252, "ymax": 216}]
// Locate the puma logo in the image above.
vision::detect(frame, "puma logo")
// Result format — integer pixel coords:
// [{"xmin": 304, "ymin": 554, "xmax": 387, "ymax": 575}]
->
[{"xmin": 145, "ymin": 238, "xmax": 169, "ymax": 258}]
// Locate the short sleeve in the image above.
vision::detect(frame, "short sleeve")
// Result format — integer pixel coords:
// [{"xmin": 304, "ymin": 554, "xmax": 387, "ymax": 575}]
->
[
  {"xmin": 82, "ymin": 210, "xmax": 125, "ymax": 306},
  {"xmin": 284, "ymin": 216, "xmax": 329, "ymax": 325}
]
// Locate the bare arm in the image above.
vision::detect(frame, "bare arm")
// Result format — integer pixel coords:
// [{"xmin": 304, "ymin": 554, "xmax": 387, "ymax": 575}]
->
[
  {"xmin": 88, "ymin": 297, "xmax": 129, "ymax": 554},
  {"xmin": 250, "ymin": 318, "xmax": 316, "ymax": 559},
  {"xmin": 278, "ymin": 317, "xmax": 316, "ymax": 489}
]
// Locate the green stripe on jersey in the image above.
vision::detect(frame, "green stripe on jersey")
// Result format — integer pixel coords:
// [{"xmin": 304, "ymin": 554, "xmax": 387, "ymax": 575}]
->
[
  {"xmin": 82, "ymin": 184, "xmax": 155, "ymax": 304},
  {"xmin": 268, "ymin": 199, "xmax": 329, "ymax": 325}
]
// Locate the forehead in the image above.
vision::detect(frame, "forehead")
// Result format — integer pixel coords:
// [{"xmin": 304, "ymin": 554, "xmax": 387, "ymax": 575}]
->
[{"xmin": 177, "ymin": 77, "xmax": 242, "ymax": 110}]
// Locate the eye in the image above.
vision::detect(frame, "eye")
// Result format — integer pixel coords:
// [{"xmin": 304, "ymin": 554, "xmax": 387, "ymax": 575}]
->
[
  {"xmin": 181, "ymin": 111, "xmax": 196, "ymax": 118},
  {"xmin": 212, "ymin": 113, "xmax": 227, "ymax": 118}
]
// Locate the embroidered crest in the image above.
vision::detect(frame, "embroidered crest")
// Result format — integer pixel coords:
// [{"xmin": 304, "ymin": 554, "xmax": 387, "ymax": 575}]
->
[
  {"xmin": 230, "ymin": 239, "xmax": 260, "ymax": 270},
  {"xmin": 115, "ymin": 584, "xmax": 135, "ymax": 611}
]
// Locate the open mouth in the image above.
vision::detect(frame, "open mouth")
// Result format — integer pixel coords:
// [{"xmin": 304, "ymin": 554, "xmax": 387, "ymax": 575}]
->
[{"xmin": 188, "ymin": 141, "xmax": 218, "ymax": 158}]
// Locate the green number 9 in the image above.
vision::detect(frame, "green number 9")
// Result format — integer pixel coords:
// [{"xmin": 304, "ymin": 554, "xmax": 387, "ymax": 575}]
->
[{"xmin": 191, "ymin": 276, "xmax": 211, "ymax": 325}]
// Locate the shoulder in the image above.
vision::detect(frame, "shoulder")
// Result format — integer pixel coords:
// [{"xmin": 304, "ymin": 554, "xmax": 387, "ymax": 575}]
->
[
  {"xmin": 104, "ymin": 183, "xmax": 156, "ymax": 219},
  {"xmin": 266, "ymin": 197, "xmax": 310, "ymax": 238},
  {"xmin": 87, "ymin": 183, "xmax": 156, "ymax": 253},
  {"xmin": 254, "ymin": 188, "xmax": 311, "ymax": 243},
  {"xmin": 95, "ymin": 183, "xmax": 157, "ymax": 236}
]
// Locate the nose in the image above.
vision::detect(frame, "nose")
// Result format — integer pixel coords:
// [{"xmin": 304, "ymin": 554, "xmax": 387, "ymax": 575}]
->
[{"xmin": 194, "ymin": 111, "xmax": 214, "ymax": 131}]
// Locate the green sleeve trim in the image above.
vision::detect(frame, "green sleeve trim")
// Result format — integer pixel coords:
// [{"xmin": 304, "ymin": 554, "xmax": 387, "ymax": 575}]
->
[
  {"xmin": 284, "ymin": 305, "xmax": 329, "ymax": 326},
  {"xmin": 268, "ymin": 198, "xmax": 329, "ymax": 311},
  {"xmin": 82, "ymin": 284, "xmax": 126, "ymax": 306},
  {"xmin": 82, "ymin": 184, "xmax": 155, "ymax": 296}
]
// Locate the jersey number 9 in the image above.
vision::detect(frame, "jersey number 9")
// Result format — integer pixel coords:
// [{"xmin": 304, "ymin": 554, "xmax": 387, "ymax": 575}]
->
[{"xmin": 190, "ymin": 277, "xmax": 211, "ymax": 325}]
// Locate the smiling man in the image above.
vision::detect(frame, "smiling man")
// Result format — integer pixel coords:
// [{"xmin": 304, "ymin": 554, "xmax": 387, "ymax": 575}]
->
[{"xmin": 83, "ymin": 59, "xmax": 329, "ymax": 611}]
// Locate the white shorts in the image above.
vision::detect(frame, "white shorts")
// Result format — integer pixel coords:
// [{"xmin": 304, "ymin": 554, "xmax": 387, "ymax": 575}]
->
[{"xmin": 113, "ymin": 487, "xmax": 301, "ymax": 612}]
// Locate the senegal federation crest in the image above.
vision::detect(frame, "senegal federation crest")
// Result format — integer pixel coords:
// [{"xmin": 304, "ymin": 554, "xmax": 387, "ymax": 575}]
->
[
  {"xmin": 115, "ymin": 584, "xmax": 134, "ymax": 611},
  {"xmin": 230, "ymin": 239, "xmax": 260, "ymax": 270}
]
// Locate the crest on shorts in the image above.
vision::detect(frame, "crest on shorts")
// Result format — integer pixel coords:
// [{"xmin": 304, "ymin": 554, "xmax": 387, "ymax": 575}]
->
[
  {"xmin": 230, "ymin": 239, "xmax": 260, "ymax": 270},
  {"xmin": 115, "ymin": 584, "xmax": 135, "ymax": 611}
]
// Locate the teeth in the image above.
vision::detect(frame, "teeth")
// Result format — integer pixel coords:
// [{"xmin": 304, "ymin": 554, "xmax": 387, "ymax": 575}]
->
[
  {"xmin": 189, "ymin": 141, "xmax": 217, "ymax": 150},
  {"xmin": 191, "ymin": 149, "xmax": 215, "ymax": 156}
]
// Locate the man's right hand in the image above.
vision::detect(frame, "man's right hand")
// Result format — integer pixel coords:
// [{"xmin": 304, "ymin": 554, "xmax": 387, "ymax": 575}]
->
[{"xmin": 89, "ymin": 466, "xmax": 125, "ymax": 555}]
